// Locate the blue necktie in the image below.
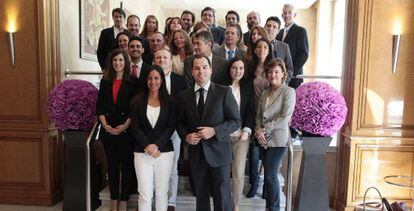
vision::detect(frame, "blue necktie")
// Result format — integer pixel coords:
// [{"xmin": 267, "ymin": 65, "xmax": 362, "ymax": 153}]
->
[{"xmin": 228, "ymin": 50, "xmax": 234, "ymax": 61}]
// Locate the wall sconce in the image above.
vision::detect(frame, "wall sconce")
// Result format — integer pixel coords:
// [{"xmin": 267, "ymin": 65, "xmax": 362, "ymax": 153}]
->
[
  {"xmin": 392, "ymin": 35, "xmax": 400, "ymax": 74},
  {"xmin": 8, "ymin": 31, "xmax": 15, "ymax": 67}
]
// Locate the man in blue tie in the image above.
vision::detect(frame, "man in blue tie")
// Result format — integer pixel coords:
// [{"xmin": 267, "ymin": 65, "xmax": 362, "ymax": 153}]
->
[{"xmin": 213, "ymin": 23, "xmax": 246, "ymax": 61}]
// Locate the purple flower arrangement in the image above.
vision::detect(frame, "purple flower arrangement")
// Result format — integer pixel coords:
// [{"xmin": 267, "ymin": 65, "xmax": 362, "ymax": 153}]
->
[
  {"xmin": 291, "ymin": 81, "xmax": 347, "ymax": 137},
  {"xmin": 47, "ymin": 80, "xmax": 98, "ymax": 131}
]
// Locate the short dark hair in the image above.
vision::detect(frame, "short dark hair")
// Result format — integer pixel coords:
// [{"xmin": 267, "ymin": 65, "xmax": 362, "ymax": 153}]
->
[
  {"xmin": 265, "ymin": 16, "xmax": 281, "ymax": 29},
  {"xmin": 181, "ymin": 10, "xmax": 196, "ymax": 23},
  {"xmin": 112, "ymin": 8, "xmax": 126, "ymax": 18},
  {"xmin": 128, "ymin": 36, "xmax": 144, "ymax": 46},
  {"xmin": 127, "ymin": 15, "xmax": 140, "ymax": 25},
  {"xmin": 225, "ymin": 10, "xmax": 240, "ymax": 23},
  {"xmin": 201, "ymin": 7, "xmax": 215, "ymax": 18},
  {"xmin": 191, "ymin": 54, "xmax": 212, "ymax": 70},
  {"xmin": 226, "ymin": 23, "xmax": 243, "ymax": 42},
  {"xmin": 193, "ymin": 31, "xmax": 214, "ymax": 49}
]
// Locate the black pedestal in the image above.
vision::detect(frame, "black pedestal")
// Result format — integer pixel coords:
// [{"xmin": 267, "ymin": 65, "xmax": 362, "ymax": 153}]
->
[
  {"xmin": 62, "ymin": 131, "xmax": 89, "ymax": 211},
  {"xmin": 295, "ymin": 136, "xmax": 332, "ymax": 211}
]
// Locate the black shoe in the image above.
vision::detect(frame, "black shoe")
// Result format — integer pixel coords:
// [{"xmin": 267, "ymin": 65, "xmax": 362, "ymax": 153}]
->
[
  {"xmin": 261, "ymin": 184, "xmax": 267, "ymax": 199},
  {"xmin": 246, "ymin": 184, "xmax": 258, "ymax": 198}
]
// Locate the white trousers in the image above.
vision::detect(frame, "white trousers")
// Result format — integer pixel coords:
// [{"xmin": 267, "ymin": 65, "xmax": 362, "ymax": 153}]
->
[
  {"xmin": 134, "ymin": 151, "xmax": 174, "ymax": 211},
  {"xmin": 168, "ymin": 131, "xmax": 181, "ymax": 207}
]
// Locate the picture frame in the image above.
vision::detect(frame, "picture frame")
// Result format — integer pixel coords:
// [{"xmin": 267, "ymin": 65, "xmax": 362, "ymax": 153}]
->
[{"xmin": 79, "ymin": 0, "xmax": 110, "ymax": 61}]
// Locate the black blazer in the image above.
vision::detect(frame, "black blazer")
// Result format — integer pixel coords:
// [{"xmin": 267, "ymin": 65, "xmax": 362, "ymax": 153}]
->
[
  {"xmin": 170, "ymin": 72, "xmax": 187, "ymax": 98},
  {"xmin": 243, "ymin": 31, "xmax": 250, "ymax": 46},
  {"xmin": 177, "ymin": 83, "xmax": 241, "ymax": 167},
  {"xmin": 210, "ymin": 25, "xmax": 225, "ymax": 45},
  {"xmin": 97, "ymin": 27, "xmax": 116, "ymax": 70},
  {"xmin": 96, "ymin": 77, "xmax": 139, "ymax": 140},
  {"xmin": 276, "ymin": 23, "xmax": 309, "ymax": 77},
  {"xmin": 130, "ymin": 97, "xmax": 176, "ymax": 152},
  {"xmin": 237, "ymin": 80, "xmax": 256, "ymax": 131},
  {"xmin": 133, "ymin": 62, "xmax": 151, "ymax": 92}
]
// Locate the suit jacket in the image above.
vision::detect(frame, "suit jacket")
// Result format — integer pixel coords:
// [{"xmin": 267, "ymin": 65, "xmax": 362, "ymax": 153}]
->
[
  {"xmin": 237, "ymin": 80, "xmax": 256, "ymax": 131},
  {"xmin": 96, "ymin": 77, "xmax": 139, "ymax": 141},
  {"xmin": 276, "ymin": 23, "xmax": 309, "ymax": 77},
  {"xmin": 243, "ymin": 31, "xmax": 250, "ymax": 46},
  {"xmin": 273, "ymin": 40, "xmax": 294, "ymax": 84},
  {"xmin": 183, "ymin": 55, "xmax": 229, "ymax": 87},
  {"xmin": 97, "ymin": 27, "xmax": 116, "ymax": 70},
  {"xmin": 130, "ymin": 97, "xmax": 176, "ymax": 152},
  {"xmin": 177, "ymin": 83, "xmax": 241, "ymax": 167},
  {"xmin": 133, "ymin": 62, "xmax": 151, "ymax": 92},
  {"xmin": 170, "ymin": 72, "xmax": 187, "ymax": 98},
  {"xmin": 255, "ymin": 84, "xmax": 295, "ymax": 147},
  {"xmin": 210, "ymin": 25, "xmax": 225, "ymax": 45},
  {"xmin": 212, "ymin": 46, "xmax": 246, "ymax": 60}
]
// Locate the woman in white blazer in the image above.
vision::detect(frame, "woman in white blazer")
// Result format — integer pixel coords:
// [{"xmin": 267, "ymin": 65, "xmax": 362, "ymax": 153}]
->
[{"xmin": 255, "ymin": 58, "xmax": 296, "ymax": 211}]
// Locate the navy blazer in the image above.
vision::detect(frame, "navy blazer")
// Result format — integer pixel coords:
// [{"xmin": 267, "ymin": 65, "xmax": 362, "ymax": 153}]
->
[
  {"xmin": 276, "ymin": 23, "xmax": 309, "ymax": 77},
  {"xmin": 210, "ymin": 25, "xmax": 225, "ymax": 45},
  {"xmin": 96, "ymin": 77, "xmax": 139, "ymax": 140},
  {"xmin": 177, "ymin": 83, "xmax": 241, "ymax": 167},
  {"xmin": 130, "ymin": 97, "xmax": 176, "ymax": 152}
]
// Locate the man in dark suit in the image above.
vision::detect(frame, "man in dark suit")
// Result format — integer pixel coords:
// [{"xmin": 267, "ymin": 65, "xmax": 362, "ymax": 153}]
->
[
  {"xmin": 184, "ymin": 31, "xmax": 228, "ymax": 86},
  {"xmin": 276, "ymin": 4, "xmax": 309, "ymax": 89},
  {"xmin": 128, "ymin": 36, "xmax": 150, "ymax": 91},
  {"xmin": 265, "ymin": 16, "xmax": 294, "ymax": 84},
  {"xmin": 201, "ymin": 7, "xmax": 225, "ymax": 45},
  {"xmin": 153, "ymin": 48, "xmax": 187, "ymax": 211},
  {"xmin": 213, "ymin": 23, "xmax": 246, "ymax": 61},
  {"xmin": 97, "ymin": 8, "xmax": 126, "ymax": 70},
  {"xmin": 126, "ymin": 15, "xmax": 152, "ymax": 65},
  {"xmin": 243, "ymin": 11, "xmax": 261, "ymax": 46},
  {"xmin": 177, "ymin": 55, "xmax": 240, "ymax": 211}
]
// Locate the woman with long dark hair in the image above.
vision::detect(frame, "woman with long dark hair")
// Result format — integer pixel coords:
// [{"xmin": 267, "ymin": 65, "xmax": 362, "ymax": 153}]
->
[
  {"xmin": 245, "ymin": 26, "xmax": 269, "ymax": 63},
  {"xmin": 96, "ymin": 49, "xmax": 137, "ymax": 211},
  {"xmin": 226, "ymin": 57, "xmax": 255, "ymax": 211},
  {"xmin": 130, "ymin": 65, "xmax": 176, "ymax": 211},
  {"xmin": 246, "ymin": 37, "xmax": 274, "ymax": 198}
]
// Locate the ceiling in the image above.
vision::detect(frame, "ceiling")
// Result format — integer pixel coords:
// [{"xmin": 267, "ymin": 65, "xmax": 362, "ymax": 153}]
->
[{"xmin": 154, "ymin": 0, "xmax": 318, "ymax": 10}]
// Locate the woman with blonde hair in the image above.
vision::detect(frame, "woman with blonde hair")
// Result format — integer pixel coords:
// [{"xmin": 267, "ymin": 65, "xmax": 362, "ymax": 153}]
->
[
  {"xmin": 168, "ymin": 29, "xmax": 194, "ymax": 76},
  {"xmin": 140, "ymin": 15, "xmax": 159, "ymax": 40}
]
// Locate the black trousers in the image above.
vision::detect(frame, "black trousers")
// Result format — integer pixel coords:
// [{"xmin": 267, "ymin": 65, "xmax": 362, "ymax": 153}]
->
[
  {"xmin": 189, "ymin": 145, "xmax": 232, "ymax": 211},
  {"xmin": 101, "ymin": 133, "xmax": 134, "ymax": 201}
]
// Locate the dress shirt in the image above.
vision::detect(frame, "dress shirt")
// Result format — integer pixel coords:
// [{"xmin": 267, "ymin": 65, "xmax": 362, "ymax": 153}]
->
[
  {"xmin": 131, "ymin": 59, "xmax": 143, "ymax": 78},
  {"xmin": 194, "ymin": 81, "xmax": 211, "ymax": 104},
  {"xmin": 147, "ymin": 105, "xmax": 160, "ymax": 128},
  {"xmin": 113, "ymin": 26, "xmax": 126, "ymax": 38},
  {"xmin": 282, "ymin": 22, "xmax": 294, "ymax": 41},
  {"xmin": 165, "ymin": 70, "xmax": 172, "ymax": 95},
  {"xmin": 224, "ymin": 45, "xmax": 237, "ymax": 60}
]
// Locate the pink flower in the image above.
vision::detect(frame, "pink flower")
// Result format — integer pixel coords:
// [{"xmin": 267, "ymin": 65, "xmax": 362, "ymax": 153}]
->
[
  {"xmin": 291, "ymin": 82, "xmax": 347, "ymax": 137},
  {"xmin": 47, "ymin": 80, "xmax": 98, "ymax": 131}
]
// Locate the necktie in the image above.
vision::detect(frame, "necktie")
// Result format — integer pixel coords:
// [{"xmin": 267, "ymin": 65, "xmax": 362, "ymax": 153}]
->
[
  {"xmin": 132, "ymin": 64, "xmax": 138, "ymax": 77},
  {"xmin": 197, "ymin": 88, "xmax": 205, "ymax": 117},
  {"xmin": 228, "ymin": 50, "xmax": 234, "ymax": 61},
  {"xmin": 282, "ymin": 29, "xmax": 288, "ymax": 42}
]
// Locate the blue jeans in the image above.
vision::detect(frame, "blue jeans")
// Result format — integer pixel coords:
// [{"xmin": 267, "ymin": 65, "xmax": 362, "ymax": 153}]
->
[
  {"xmin": 248, "ymin": 139, "xmax": 265, "ymax": 186},
  {"xmin": 263, "ymin": 147, "xmax": 287, "ymax": 211}
]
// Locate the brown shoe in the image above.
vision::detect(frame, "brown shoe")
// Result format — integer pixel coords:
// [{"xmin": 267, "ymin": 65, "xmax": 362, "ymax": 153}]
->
[{"xmin": 167, "ymin": 206, "xmax": 175, "ymax": 211}]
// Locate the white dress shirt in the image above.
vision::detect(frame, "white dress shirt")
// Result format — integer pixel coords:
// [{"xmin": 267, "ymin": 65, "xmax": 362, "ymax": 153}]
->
[
  {"xmin": 194, "ymin": 81, "xmax": 211, "ymax": 104},
  {"xmin": 147, "ymin": 105, "xmax": 160, "ymax": 128}
]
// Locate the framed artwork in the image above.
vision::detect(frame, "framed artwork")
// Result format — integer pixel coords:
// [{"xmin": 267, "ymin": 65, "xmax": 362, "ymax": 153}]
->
[{"xmin": 79, "ymin": 0, "xmax": 110, "ymax": 61}]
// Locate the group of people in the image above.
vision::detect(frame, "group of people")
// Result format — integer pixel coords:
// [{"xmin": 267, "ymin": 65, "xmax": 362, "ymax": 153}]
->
[{"xmin": 96, "ymin": 3, "xmax": 308, "ymax": 211}]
